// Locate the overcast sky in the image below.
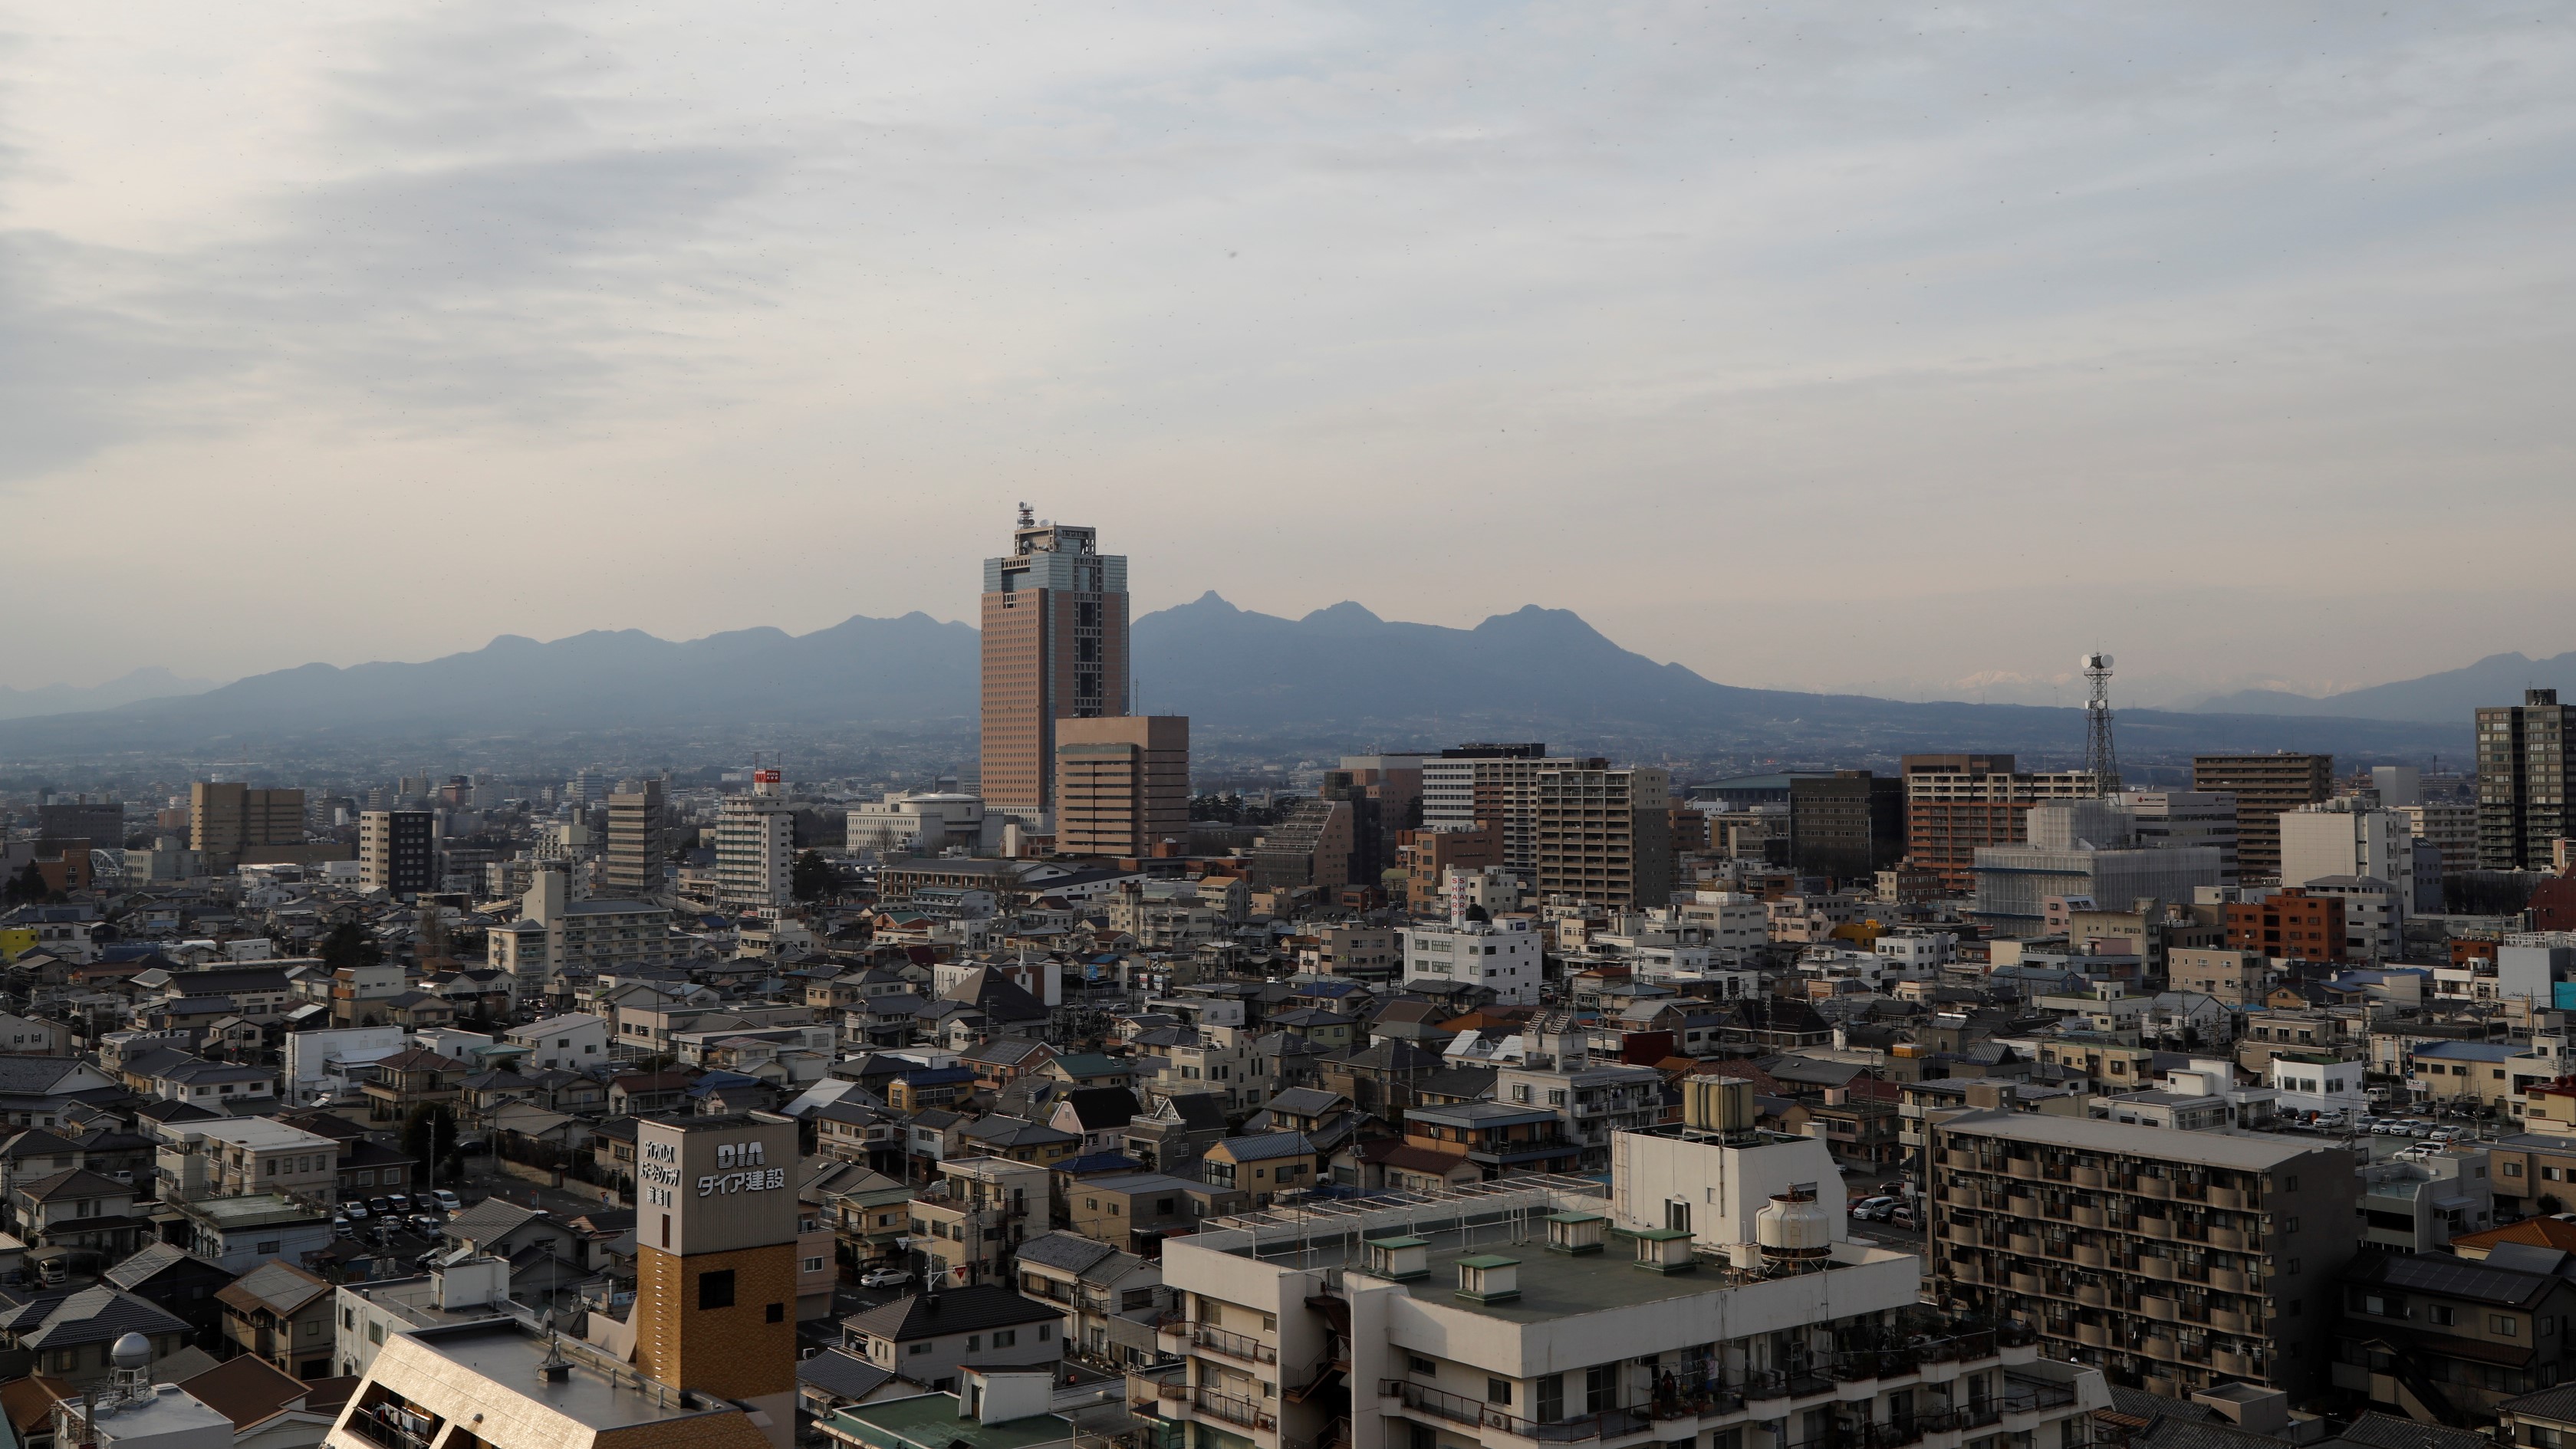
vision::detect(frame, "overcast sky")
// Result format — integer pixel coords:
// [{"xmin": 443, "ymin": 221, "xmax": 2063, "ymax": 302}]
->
[{"xmin": 5, "ymin": 2, "xmax": 2573, "ymax": 708}]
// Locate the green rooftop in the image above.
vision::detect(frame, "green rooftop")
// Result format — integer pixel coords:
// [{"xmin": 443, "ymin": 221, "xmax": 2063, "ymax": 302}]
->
[{"xmin": 822, "ymin": 1394, "xmax": 1071, "ymax": 1449}]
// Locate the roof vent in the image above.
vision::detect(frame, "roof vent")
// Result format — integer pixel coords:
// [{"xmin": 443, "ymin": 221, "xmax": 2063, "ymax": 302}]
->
[
  {"xmin": 1453, "ymin": 1256, "xmax": 1520, "ymax": 1304},
  {"xmin": 1363, "ymin": 1236, "xmax": 1430, "ymax": 1282}
]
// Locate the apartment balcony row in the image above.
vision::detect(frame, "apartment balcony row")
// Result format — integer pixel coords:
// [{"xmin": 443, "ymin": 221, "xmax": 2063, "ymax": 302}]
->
[
  {"xmin": 1938, "ymin": 1228, "xmax": 2268, "ymax": 1297},
  {"xmin": 1936, "ymin": 1190, "xmax": 2263, "ymax": 1250},
  {"xmin": 1936, "ymin": 1148, "xmax": 2263, "ymax": 1208},
  {"xmin": 1940, "ymin": 1246, "xmax": 2268, "ymax": 1313}
]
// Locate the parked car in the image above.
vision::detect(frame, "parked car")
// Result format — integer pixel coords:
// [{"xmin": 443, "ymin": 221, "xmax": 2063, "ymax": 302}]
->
[
  {"xmin": 1850, "ymin": 1196, "xmax": 1895, "ymax": 1220},
  {"xmin": 386, "ymin": 1194, "xmax": 410, "ymax": 1214},
  {"xmin": 342, "ymin": 1201, "xmax": 370, "ymax": 1220},
  {"xmin": 331, "ymin": 1216, "xmax": 354, "ymax": 1237},
  {"xmin": 368, "ymin": 1197, "xmax": 394, "ymax": 1216},
  {"xmin": 430, "ymin": 1189, "xmax": 462, "ymax": 1212},
  {"xmin": 858, "ymin": 1268, "xmax": 913, "ymax": 1289},
  {"xmin": 1887, "ymin": 1204, "xmax": 1917, "ymax": 1230}
]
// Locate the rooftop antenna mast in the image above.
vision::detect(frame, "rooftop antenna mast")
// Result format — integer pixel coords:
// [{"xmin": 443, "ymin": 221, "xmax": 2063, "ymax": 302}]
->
[
  {"xmin": 2081, "ymin": 652, "xmax": 2122, "ymax": 796},
  {"xmin": 1017, "ymin": 501, "xmax": 1035, "ymax": 528}
]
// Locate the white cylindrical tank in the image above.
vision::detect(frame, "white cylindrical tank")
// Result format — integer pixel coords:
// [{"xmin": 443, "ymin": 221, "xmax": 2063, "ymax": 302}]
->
[{"xmin": 1755, "ymin": 1191, "xmax": 1834, "ymax": 1268}]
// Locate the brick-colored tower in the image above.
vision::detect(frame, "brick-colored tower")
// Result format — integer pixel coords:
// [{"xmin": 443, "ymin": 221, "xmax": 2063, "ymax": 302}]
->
[
  {"xmin": 979, "ymin": 510, "xmax": 1128, "ymax": 820},
  {"xmin": 633, "ymin": 1115, "xmax": 799, "ymax": 1447}
]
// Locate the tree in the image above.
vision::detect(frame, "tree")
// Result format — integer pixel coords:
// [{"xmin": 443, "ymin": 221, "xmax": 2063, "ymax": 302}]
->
[
  {"xmin": 4, "ymin": 862, "xmax": 50, "ymax": 905},
  {"xmin": 319, "ymin": 920, "xmax": 383, "ymax": 971},
  {"xmin": 403, "ymin": 1104, "xmax": 464, "ymax": 1186},
  {"xmin": 791, "ymin": 849, "xmax": 836, "ymax": 904}
]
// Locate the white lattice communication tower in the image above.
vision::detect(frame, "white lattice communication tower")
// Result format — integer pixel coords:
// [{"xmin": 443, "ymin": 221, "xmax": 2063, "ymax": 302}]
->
[{"xmin": 2081, "ymin": 652, "xmax": 2121, "ymax": 795}]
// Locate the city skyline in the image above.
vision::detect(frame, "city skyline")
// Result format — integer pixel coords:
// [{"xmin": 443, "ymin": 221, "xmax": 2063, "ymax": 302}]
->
[{"xmin": 4, "ymin": 5, "xmax": 2573, "ymax": 705}]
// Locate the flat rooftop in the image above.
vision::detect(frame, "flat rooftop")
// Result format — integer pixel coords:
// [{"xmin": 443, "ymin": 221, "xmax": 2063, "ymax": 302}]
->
[
  {"xmin": 824, "ymin": 1393, "xmax": 1070, "ymax": 1449},
  {"xmin": 1936, "ymin": 1109, "xmax": 2336, "ymax": 1169},
  {"xmin": 401, "ymin": 1322, "xmax": 739, "ymax": 1431},
  {"xmin": 1204, "ymin": 1177, "xmax": 1902, "ymax": 1323}
]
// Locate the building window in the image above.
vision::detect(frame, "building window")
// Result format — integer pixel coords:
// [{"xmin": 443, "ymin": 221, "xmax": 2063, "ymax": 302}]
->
[
  {"xmin": 699, "ymin": 1270, "xmax": 736, "ymax": 1309},
  {"xmin": 767, "ymin": 1303, "xmax": 785, "ymax": 1323},
  {"xmin": 2495, "ymin": 1316, "xmax": 2521, "ymax": 1336},
  {"xmin": 995, "ymin": 1330, "xmax": 1015, "ymax": 1347},
  {"xmin": 1408, "ymin": 1355, "xmax": 1436, "ymax": 1375},
  {"xmin": 1489, "ymin": 1378, "xmax": 1513, "ymax": 1405}
]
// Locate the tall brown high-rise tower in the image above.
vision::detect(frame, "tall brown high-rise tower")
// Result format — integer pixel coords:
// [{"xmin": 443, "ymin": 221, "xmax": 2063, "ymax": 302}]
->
[{"xmin": 980, "ymin": 510, "xmax": 1128, "ymax": 818}]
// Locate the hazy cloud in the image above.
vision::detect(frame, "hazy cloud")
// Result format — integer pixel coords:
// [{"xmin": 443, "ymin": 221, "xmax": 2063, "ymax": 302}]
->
[{"xmin": 2, "ymin": 1, "xmax": 2572, "ymax": 705}]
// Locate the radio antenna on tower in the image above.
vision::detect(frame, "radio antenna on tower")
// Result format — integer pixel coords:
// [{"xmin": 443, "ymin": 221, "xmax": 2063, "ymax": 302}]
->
[{"xmin": 2081, "ymin": 652, "xmax": 2121, "ymax": 796}]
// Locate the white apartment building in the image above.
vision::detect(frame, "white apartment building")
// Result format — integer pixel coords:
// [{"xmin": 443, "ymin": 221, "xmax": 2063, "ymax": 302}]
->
[
  {"xmin": 1401, "ymin": 915, "xmax": 1544, "ymax": 1004},
  {"xmin": 716, "ymin": 770, "xmax": 798, "ymax": 914},
  {"xmin": 1673, "ymin": 892, "xmax": 1772, "ymax": 948},
  {"xmin": 1874, "ymin": 932, "xmax": 1957, "ymax": 975},
  {"xmin": 1495, "ymin": 1063, "xmax": 1665, "ymax": 1169},
  {"xmin": 2114, "ymin": 790, "xmax": 2241, "ymax": 882},
  {"xmin": 502, "ymin": 1012, "xmax": 610, "ymax": 1071},
  {"xmin": 1138, "ymin": 1102, "xmax": 2103, "ymax": 1449},
  {"xmin": 2278, "ymin": 803, "xmax": 2416, "ymax": 899},
  {"xmin": 491, "ymin": 867, "xmax": 672, "ymax": 990}
]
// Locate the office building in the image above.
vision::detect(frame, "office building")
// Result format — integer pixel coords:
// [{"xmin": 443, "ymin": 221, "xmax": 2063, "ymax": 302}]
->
[
  {"xmin": 1970, "ymin": 803, "xmax": 2225, "ymax": 937},
  {"xmin": 1142, "ymin": 1084, "xmax": 2104, "ymax": 1449},
  {"xmin": 1534, "ymin": 764, "xmax": 1672, "ymax": 909},
  {"xmin": 979, "ymin": 515, "xmax": 1128, "ymax": 820},
  {"xmin": 847, "ymin": 791, "xmax": 997, "ymax": 857},
  {"xmin": 2479, "ymin": 688, "xmax": 2576, "ymax": 869},
  {"xmin": 714, "ymin": 770, "xmax": 795, "ymax": 913},
  {"xmin": 359, "ymin": 810, "xmax": 435, "ymax": 895},
  {"xmin": 1053, "ymin": 715, "xmax": 1189, "ymax": 858},
  {"xmin": 35, "ymin": 799, "xmax": 122, "ymax": 849},
  {"xmin": 1420, "ymin": 744, "xmax": 1575, "ymax": 872},
  {"xmin": 1396, "ymin": 823, "xmax": 1501, "ymax": 909},
  {"xmin": 1900, "ymin": 754, "xmax": 2097, "ymax": 892},
  {"xmin": 190, "ymin": 783, "xmax": 306, "ymax": 864},
  {"xmin": 2116, "ymin": 789, "xmax": 2241, "ymax": 881},
  {"xmin": 2192, "ymin": 754, "xmax": 2333, "ymax": 882},
  {"xmin": 1788, "ymin": 770, "xmax": 1906, "ymax": 883},
  {"xmin": 1928, "ymin": 1109, "xmax": 2354, "ymax": 1401},
  {"xmin": 604, "ymin": 779, "xmax": 666, "ymax": 897}
]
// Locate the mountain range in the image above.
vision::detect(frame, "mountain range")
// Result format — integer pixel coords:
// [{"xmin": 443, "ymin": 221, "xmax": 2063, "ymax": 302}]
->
[
  {"xmin": 0, "ymin": 595, "xmax": 2474, "ymax": 760},
  {"xmin": 2187, "ymin": 651, "xmax": 2576, "ymax": 724},
  {"xmin": 0, "ymin": 667, "xmax": 220, "ymax": 721}
]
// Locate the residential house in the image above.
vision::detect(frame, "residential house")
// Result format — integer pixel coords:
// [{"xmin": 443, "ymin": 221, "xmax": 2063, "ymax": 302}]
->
[
  {"xmin": 217, "ymin": 1259, "xmax": 336, "ymax": 1380},
  {"xmin": 1198, "ymin": 1134, "xmax": 1316, "ymax": 1207},
  {"xmin": 1048, "ymin": 1089, "xmax": 1141, "ymax": 1156},
  {"xmin": 357, "ymin": 1048, "xmax": 466, "ymax": 1124},
  {"xmin": 502, "ymin": 1014, "xmax": 609, "ymax": 1073},
  {"xmin": 838, "ymin": 1285, "xmax": 1064, "ymax": 1393},
  {"xmin": 9, "ymin": 1169, "xmax": 147, "ymax": 1270},
  {"xmin": 1012, "ymin": 1230, "xmax": 1167, "ymax": 1369},
  {"xmin": 0, "ymin": 1285, "xmax": 195, "ymax": 1386}
]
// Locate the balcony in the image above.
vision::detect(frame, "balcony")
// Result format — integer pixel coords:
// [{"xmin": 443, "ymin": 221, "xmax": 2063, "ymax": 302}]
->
[
  {"xmin": 2071, "ymin": 1166, "xmax": 2105, "ymax": 1189},
  {"xmin": 2206, "ymin": 1226, "xmax": 2245, "ymax": 1251},
  {"xmin": 2074, "ymin": 1283, "xmax": 2107, "ymax": 1308},
  {"xmin": 2209, "ymin": 1186, "xmax": 2247, "ymax": 1211},
  {"xmin": 1190, "ymin": 1388, "xmax": 1278, "ymax": 1432},
  {"xmin": 1384, "ymin": 1380, "xmax": 1650, "ymax": 1444},
  {"xmin": 2071, "ymin": 1204, "xmax": 2104, "ymax": 1228},
  {"xmin": 2071, "ymin": 1245, "xmax": 2106, "ymax": 1269},
  {"xmin": 2139, "ymin": 1296, "xmax": 2178, "ymax": 1323},
  {"xmin": 2209, "ymin": 1268, "xmax": 2247, "ymax": 1294},
  {"xmin": 2008, "ymin": 1272, "xmax": 2044, "ymax": 1296},
  {"xmin": 2074, "ymin": 1322, "xmax": 2109, "ymax": 1348},
  {"xmin": 2213, "ymin": 1349, "xmax": 2261, "ymax": 1378},
  {"xmin": 1193, "ymin": 1325, "xmax": 1278, "ymax": 1365},
  {"xmin": 2209, "ymin": 1308, "xmax": 2249, "ymax": 1334},
  {"xmin": 2005, "ymin": 1159, "xmax": 2041, "ymax": 1181},
  {"xmin": 2006, "ymin": 1234, "xmax": 2041, "ymax": 1257},
  {"xmin": 2137, "ymin": 1257, "xmax": 2176, "ymax": 1283},
  {"xmin": 2132, "ymin": 1177, "xmax": 2171, "ymax": 1201}
]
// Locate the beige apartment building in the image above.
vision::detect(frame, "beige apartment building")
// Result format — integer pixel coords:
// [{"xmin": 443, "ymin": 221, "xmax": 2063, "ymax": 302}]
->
[
  {"xmin": 1534, "ymin": 764, "xmax": 1673, "ymax": 909},
  {"xmin": 1055, "ymin": 715, "xmax": 1190, "ymax": 858},
  {"xmin": 1929, "ymin": 1109, "xmax": 2354, "ymax": 1401}
]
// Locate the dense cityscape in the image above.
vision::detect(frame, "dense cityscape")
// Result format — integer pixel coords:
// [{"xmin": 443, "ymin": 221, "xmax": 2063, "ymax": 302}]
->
[{"xmin": 0, "ymin": 514, "xmax": 2573, "ymax": 1449}]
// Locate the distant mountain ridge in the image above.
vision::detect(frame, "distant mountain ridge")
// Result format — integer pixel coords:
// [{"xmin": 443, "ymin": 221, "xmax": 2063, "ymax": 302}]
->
[
  {"xmin": 2189, "ymin": 650, "xmax": 2576, "ymax": 724},
  {"xmin": 0, "ymin": 666, "xmax": 218, "ymax": 720},
  {"xmin": 0, "ymin": 595, "xmax": 2469, "ymax": 759}
]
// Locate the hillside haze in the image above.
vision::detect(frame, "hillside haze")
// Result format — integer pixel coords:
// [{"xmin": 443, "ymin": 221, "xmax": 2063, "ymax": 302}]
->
[{"xmin": 0, "ymin": 596, "xmax": 2467, "ymax": 759}]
